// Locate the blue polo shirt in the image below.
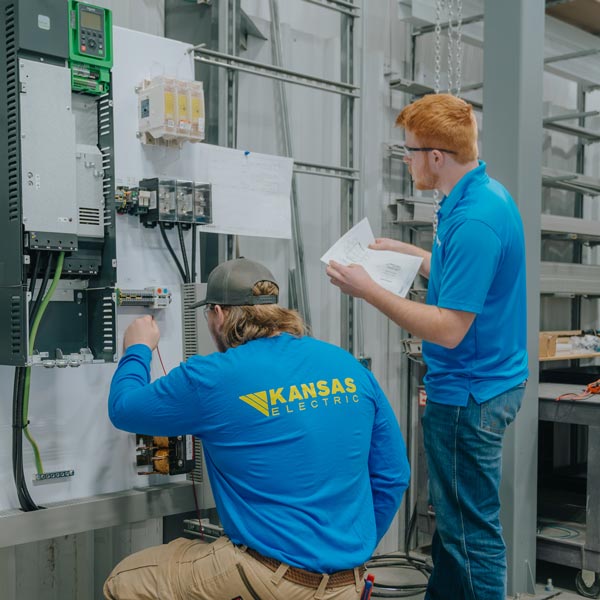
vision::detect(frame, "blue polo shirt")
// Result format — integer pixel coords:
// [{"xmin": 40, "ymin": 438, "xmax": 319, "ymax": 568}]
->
[
  {"xmin": 109, "ymin": 334, "xmax": 410, "ymax": 573},
  {"xmin": 422, "ymin": 161, "xmax": 528, "ymax": 406}
]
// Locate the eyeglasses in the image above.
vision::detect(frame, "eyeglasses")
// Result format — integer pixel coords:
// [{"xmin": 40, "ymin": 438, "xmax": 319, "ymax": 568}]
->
[
  {"xmin": 403, "ymin": 145, "xmax": 457, "ymax": 158},
  {"xmin": 203, "ymin": 305, "xmax": 213, "ymax": 321}
]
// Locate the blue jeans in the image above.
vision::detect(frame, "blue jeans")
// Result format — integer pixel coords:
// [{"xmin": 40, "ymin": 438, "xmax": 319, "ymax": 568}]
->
[{"xmin": 422, "ymin": 384, "xmax": 525, "ymax": 600}]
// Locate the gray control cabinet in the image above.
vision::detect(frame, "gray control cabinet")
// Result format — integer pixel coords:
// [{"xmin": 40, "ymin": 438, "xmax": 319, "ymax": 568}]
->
[{"xmin": 0, "ymin": 0, "xmax": 116, "ymax": 366}]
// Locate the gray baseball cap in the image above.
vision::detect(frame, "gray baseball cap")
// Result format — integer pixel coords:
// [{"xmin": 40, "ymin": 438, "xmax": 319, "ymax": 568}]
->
[{"xmin": 190, "ymin": 258, "xmax": 279, "ymax": 308}]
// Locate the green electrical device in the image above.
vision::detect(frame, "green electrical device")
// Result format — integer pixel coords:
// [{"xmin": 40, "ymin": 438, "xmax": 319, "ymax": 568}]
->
[{"xmin": 68, "ymin": 1, "xmax": 113, "ymax": 95}]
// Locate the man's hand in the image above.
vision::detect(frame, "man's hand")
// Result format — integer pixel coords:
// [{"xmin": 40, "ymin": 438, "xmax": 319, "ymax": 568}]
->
[
  {"xmin": 123, "ymin": 315, "xmax": 160, "ymax": 352},
  {"xmin": 370, "ymin": 237, "xmax": 421, "ymax": 256},
  {"xmin": 370, "ymin": 238, "xmax": 431, "ymax": 279},
  {"xmin": 326, "ymin": 260, "xmax": 378, "ymax": 300}
]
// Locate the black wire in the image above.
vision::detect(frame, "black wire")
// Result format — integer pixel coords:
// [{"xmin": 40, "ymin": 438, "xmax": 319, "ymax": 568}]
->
[
  {"xmin": 29, "ymin": 252, "xmax": 53, "ymax": 321},
  {"xmin": 12, "ymin": 253, "xmax": 52, "ymax": 512},
  {"xmin": 12, "ymin": 367, "xmax": 39, "ymax": 511},
  {"xmin": 191, "ymin": 224, "xmax": 197, "ymax": 284},
  {"xmin": 366, "ymin": 503, "xmax": 431, "ymax": 598},
  {"xmin": 177, "ymin": 222, "xmax": 191, "ymax": 284},
  {"xmin": 28, "ymin": 251, "xmax": 40, "ymax": 296},
  {"xmin": 159, "ymin": 223, "xmax": 187, "ymax": 283}
]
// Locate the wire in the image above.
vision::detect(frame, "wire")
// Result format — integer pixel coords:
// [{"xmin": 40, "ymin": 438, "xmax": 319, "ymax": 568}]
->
[
  {"xmin": 28, "ymin": 251, "xmax": 40, "ymax": 297},
  {"xmin": 23, "ymin": 252, "xmax": 65, "ymax": 475},
  {"xmin": 191, "ymin": 224, "xmax": 197, "ymax": 284},
  {"xmin": 156, "ymin": 345, "xmax": 167, "ymax": 376},
  {"xmin": 365, "ymin": 502, "xmax": 431, "ymax": 598},
  {"xmin": 177, "ymin": 222, "xmax": 191, "ymax": 283},
  {"xmin": 190, "ymin": 469, "xmax": 204, "ymax": 539},
  {"xmin": 12, "ymin": 366, "xmax": 38, "ymax": 511},
  {"xmin": 159, "ymin": 223, "xmax": 187, "ymax": 283},
  {"xmin": 556, "ymin": 378, "xmax": 600, "ymax": 401},
  {"xmin": 29, "ymin": 253, "xmax": 53, "ymax": 321}
]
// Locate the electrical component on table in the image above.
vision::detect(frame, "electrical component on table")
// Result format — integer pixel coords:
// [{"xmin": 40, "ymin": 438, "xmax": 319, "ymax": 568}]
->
[
  {"xmin": 117, "ymin": 287, "xmax": 172, "ymax": 309},
  {"xmin": 136, "ymin": 435, "xmax": 195, "ymax": 475},
  {"xmin": 136, "ymin": 76, "xmax": 205, "ymax": 146}
]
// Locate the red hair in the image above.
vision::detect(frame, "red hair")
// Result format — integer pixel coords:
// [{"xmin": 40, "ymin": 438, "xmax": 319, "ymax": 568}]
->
[{"xmin": 396, "ymin": 94, "xmax": 478, "ymax": 164}]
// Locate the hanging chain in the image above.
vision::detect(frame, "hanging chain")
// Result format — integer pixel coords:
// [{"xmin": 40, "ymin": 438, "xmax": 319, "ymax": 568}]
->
[
  {"xmin": 446, "ymin": 0, "xmax": 464, "ymax": 96},
  {"xmin": 431, "ymin": 0, "xmax": 464, "ymax": 236},
  {"xmin": 433, "ymin": 0, "xmax": 442, "ymax": 94},
  {"xmin": 432, "ymin": 0, "xmax": 443, "ymax": 236}
]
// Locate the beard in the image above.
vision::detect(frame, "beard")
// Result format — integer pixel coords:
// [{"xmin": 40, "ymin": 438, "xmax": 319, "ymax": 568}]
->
[{"xmin": 411, "ymin": 162, "xmax": 439, "ymax": 191}]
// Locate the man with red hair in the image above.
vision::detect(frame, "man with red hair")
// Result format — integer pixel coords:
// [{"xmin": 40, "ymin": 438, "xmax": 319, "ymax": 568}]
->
[{"xmin": 327, "ymin": 94, "xmax": 528, "ymax": 600}]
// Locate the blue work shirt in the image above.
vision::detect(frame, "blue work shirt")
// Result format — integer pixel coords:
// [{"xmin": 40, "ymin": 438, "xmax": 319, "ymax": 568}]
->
[
  {"xmin": 108, "ymin": 334, "xmax": 410, "ymax": 572},
  {"xmin": 422, "ymin": 161, "xmax": 528, "ymax": 406}
]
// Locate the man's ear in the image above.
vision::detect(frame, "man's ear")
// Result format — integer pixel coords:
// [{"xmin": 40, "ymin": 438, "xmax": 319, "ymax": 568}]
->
[
  {"xmin": 431, "ymin": 149, "xmax": 445, "ymax": 165},
  {"xmin": 213, "ymin": 305, "xmax": 226, "ymax": 331}
]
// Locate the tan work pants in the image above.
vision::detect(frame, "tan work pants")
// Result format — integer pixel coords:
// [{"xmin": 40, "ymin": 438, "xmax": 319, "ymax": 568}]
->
[{"xmin": 103, "ymin": 536, "xmax": 363, "ymax": 600}]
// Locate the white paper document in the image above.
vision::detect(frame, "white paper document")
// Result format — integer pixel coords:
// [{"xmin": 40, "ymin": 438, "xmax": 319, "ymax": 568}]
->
[{"xmin": 321, "ymin": 218, "xmax": 423, "ymax": 298}]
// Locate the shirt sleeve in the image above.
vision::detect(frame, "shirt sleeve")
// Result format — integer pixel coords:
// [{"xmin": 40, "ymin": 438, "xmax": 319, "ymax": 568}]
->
[
  {"xmin": 437, "ymin": 220, "xmax": 502, "ymax": 314},
  {"xmin": 108, "ymin": 344, "xmax": 218, "ymax": 436},
  {"xmin": 367, "ymin": 374, "xmax": 410, "ymax": 543}
]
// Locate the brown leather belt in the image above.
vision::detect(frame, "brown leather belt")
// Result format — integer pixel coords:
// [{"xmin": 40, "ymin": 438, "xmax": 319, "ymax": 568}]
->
[{"xmin": 245, "ymin": 547, "xmax": 365, "ymax": 589}]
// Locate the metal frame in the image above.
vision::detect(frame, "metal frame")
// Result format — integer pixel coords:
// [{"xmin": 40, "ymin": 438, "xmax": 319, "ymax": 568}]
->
[
  {"xmin": 192, "ymin": 47, "xmax": 359, "ymax": 97},
  {"xmin": 0, "ymin": 483, "xmax": 196, "ymax": 549},
  {"xmin": 193, "ymin": 0, "xmax": 360, "ymax": 351}
]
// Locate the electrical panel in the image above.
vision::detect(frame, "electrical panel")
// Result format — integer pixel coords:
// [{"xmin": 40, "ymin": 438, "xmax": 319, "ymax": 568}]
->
[
  {"xmin": 0, "ymin": 0, "xmax": 116, "ymax": 367},
  {"xmin": 136, "ymin": 76, "xmax": 205, "ymax": 146}
]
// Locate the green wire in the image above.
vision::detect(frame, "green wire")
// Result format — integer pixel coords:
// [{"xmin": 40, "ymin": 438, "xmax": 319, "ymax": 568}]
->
[{"xmin": 22, "ymin": 252, "xmax": 65, "ymax": 475}]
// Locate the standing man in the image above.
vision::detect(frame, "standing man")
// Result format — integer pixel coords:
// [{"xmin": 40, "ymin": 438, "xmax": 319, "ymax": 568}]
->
[
  {"xmin": 326, "ymin": 94, "xmax": 528, "ymax": 600},
  {"xmin": 105, "ymin": 257, "xmax": 410, "ymax": 600}
]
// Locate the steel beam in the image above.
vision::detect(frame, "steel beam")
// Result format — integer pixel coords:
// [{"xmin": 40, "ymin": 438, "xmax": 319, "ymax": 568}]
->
[
  {"xmin": 293, "ymin": 160, "xmax": 359, "ymax": 180},
  {"xmin": 191, "ymin": 47, "xmax": 360, "ymax": 97},
  {"xmin": 483, "ymin": 0, "xmax": 544, "ymax": 594}
]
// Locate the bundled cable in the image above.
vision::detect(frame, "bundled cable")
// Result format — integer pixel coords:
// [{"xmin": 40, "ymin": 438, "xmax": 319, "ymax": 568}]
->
[
  {"xmin": 367, "ymin": 504, "xmax": 431, "ymax": 598},
  {"xmin": 159, "ymin": 222, "xmax": 187, "ymax": 283},
  {"xmin": 159, "ymin": 222, "xmax": 197, "ymax": 285},
  {"xmin": 12, "ymin": 251, "xmax": 65, "ymax": 511}
]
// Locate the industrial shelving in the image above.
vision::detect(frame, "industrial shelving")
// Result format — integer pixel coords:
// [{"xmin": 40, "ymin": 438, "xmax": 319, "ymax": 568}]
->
[{"xmin": 392, "ymin": 5, "xmax": 600, "ymax": 594}]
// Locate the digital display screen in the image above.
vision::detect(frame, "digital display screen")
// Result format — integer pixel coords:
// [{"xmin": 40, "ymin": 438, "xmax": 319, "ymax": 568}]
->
[{"xmin": 80, "ymin": 10, "xmax": 102, "ymax": 31}]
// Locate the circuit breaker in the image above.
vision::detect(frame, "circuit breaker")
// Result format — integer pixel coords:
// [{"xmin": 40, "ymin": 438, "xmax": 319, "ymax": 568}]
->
[
  {"xmin": 136, "ymin": 76, "xmax": 205, "ymax": 146},
  {"xmin": 0, "ymin": 0, "xmax": 116, "ymax": 366}
]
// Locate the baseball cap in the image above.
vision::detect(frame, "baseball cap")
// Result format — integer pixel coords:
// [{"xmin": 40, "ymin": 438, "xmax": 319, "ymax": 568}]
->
[{"xmin": 190, "ymin": 258, "xmax": 279, "ymax": 308}]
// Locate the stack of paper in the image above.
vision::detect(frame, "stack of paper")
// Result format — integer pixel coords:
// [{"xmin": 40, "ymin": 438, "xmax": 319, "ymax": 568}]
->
[{"xmin": 321, "ymin": 218, "xmax": 423, "ymax": 298}]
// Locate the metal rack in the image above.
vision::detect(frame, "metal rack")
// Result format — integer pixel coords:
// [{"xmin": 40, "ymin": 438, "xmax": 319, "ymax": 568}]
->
[
  {"xmin": 190, "ymin": 0, "xmax": 360, "ymax": 351},
  {"xmin": 392, "ymin": 4, "xmax": 600, "ymax": 595},
  {"xmin": 538, "ymin": 383, "xmax": 600, "ymax": 595}
]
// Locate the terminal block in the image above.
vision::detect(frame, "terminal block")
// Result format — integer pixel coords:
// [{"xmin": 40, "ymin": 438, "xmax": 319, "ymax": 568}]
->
[
  {"xmin": 136, "ymin": 435, "xmax": 195, "ymax": 476},
  {"xmin": 117, "ymin": 287, "xmax": 172, "ymax": 309}
]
